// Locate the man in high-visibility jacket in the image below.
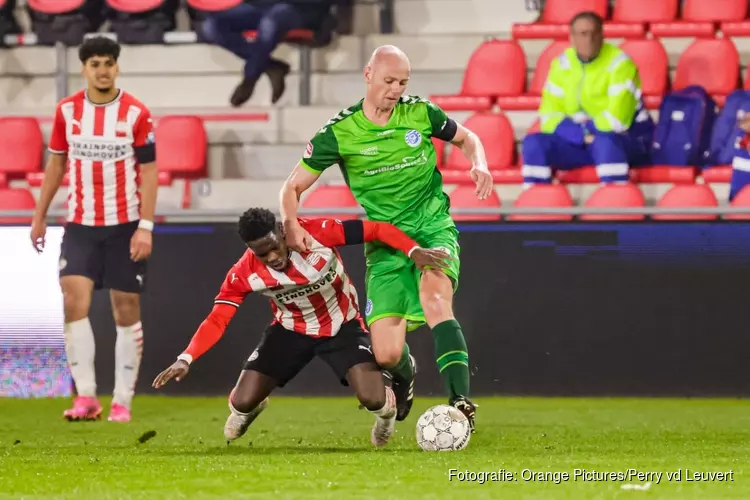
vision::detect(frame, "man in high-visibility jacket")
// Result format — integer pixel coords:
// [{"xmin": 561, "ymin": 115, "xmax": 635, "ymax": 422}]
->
[{"xmin": 521, "ymin": 12, "xmax": 654, "ymax": 186}]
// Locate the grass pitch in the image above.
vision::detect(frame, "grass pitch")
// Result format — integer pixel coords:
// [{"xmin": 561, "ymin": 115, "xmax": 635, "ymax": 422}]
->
[{"xmin": 0, "ymin": 396, "xmax": 748, "ymax": 499}]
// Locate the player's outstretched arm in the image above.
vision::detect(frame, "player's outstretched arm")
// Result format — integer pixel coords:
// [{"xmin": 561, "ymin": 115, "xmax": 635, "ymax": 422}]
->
[
  {"xmin": 30, "ymin": 153, "xmax": 66, "ymax": 253},
  {"xmin": 451, "ymin": 123, "xmax": 493, "ymax": 200},
  {"xmin": 151, "ymin": 303, "xmax": 238, "ymax": 388},
  {"xmin": 280, "ymin": 163, "xmax": 322, "ymax": 252}
]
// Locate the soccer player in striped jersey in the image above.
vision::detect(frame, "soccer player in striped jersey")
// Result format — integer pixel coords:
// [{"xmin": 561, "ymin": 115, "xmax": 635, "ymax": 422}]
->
[
  {"xmin": 30, "ymin": 37, "xmax": 158, "ymax": 423},
  {"xmin": 152, "ymin": 208, "xmax": 450, "ymax": 446}
]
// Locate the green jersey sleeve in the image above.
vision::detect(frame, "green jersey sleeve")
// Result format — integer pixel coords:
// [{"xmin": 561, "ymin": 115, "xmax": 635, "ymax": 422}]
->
[
  {"xmin": 299, "ymin": 126, "xmax": 342, "ymax": 174},
  {"xmin": 425, "ymin": 100, "xmax": 457, "ymax": 142}
]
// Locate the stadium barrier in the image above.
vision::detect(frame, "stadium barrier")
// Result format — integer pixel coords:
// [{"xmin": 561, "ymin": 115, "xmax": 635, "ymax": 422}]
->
[{"xmin": 3, "ymin": 220, "xmax": 750, "ymax": 399}]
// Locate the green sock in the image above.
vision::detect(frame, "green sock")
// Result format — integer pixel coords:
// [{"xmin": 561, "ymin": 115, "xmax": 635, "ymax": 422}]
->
[
  {"xmin": 432, "ymin": 319, "xmax": 470, "ymax": 400},
  {"xmin": 388, "ymin": 343, "xmax": 413, "ymax": 382}
]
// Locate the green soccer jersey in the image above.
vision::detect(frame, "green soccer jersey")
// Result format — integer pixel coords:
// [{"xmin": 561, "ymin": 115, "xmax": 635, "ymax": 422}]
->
[{"xmin": 299, "ymin": 95, "xmax": 456, "ymax": 234}]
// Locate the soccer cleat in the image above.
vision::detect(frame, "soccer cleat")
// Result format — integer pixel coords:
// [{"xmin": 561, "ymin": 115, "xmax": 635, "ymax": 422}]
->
[
  {"xmin": 371, "ymin": 387, "xmax": 397, "ymax": 447},
  {"xmin": 451, "ymin": 396, "xmax": 477, "ymax": 433},
  {"xmin": 107, "ymin": 403, "xmax": 131, "ymax": 423},
  {"xmin": 224, "ymin": 397, "xmax": 269, "ymax": 442},
  {"xmin": 63, "ymin": 396, "xmax": 102, "ymax": 422},
  {"xmin": 391, "ymin": 354, "xmax": 417, "ymax": 421}
]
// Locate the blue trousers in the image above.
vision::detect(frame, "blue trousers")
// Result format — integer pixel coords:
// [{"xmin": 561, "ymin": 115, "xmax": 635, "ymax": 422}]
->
[
  {"xmin": 202, "ymin": 3, "xmax": 303, "ymax": 80},
  {"xmin": 730, "ymin": 147, "xmax": 750, "ymax": 201},
  {"xmin": 521, "ymin": 131, "xmax": 650, "ymax": 185}
]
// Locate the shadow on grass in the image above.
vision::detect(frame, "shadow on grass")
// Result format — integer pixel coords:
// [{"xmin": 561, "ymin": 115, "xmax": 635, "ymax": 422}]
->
[{"xmin": 154, "ymin": 444, "xmax": 423, "ymax": 456}]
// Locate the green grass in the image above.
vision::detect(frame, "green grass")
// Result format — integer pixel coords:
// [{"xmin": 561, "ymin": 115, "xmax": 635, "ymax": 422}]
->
[{"xmin": 0, "ymin": 396, "xmax": 748, "ymax": 499}]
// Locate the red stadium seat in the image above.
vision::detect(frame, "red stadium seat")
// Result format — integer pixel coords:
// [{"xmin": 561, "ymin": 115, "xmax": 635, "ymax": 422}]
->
[
  {"xmin": 653, "ymin": 184, "xmax": 719, "ymax": 220},
  {"xmin": 620, "ymin": 40, "xmax": 668, "ymax": 110},
  {"xmin": 673, "ymin": 39, "xmax": 740, "ymax": 101},
  {"xmin": 154, "ymin": 115, "xmax": 208, "ymax": 209},
  {"xmin": 0, "ymin": 172, "xmax": 6, "ymax": 188},
  {"xmin": 580, "ymin": 184, "xmax": 646, "ymax": 221},
  {"xmin": 449, "ymin": 186, "xmax": 501, "ymax": 221},
  {"xmin": 443, "ymin": 113, "xmax": 515, "ymax": 184},
  {"xmin": 0, "ymin": 188, "xmax": 35, "ymax": 224},
  {"xmin": 650, "ymin": 0, "xmax": 745, "ymax": 37},
  {"xmin": 432, "ymin": 40, "xmax": 526, "ymax": 112},
  {"xmin": 27, "ymin": 0, "xmax": 84, "ymax": 14},
  {"xmin": 185, "ymin": 0, "xmax": 242, "ymax": 11},
  {"xmin": 25, "ymin": 172, "xmax": 70, "ymax": 187},
  {"xmin": 702, "ymin": 166, "xmax": 733, "ymax": 183},
  {"xmin": 0, "ymin": 118, "xmax": 42, "ymax": 180},
  {"xmin": 724, "ymin": 185, "xmax": 750, "ymax": 219},
  {"xmin": 512, "ymin": 0, "xmax": 608, "ymax": 40},
  {"xmin": 106, "ymin": 0, "xmax": 164, "ymax": 13},
  {"xmin": 508, "ymin": 185, "xmax": 574, "ymax": 221},
  {"xmin": 301, "ymin": 184, "xmax": 359, "ymax": 220},
  {"xmin": 501, "ymin": 41, "xmax": 568, "ymax": 111},
  {"xmin": 630, "ymin": 167, "xmax": 697, "ymax": 184},
  {"xmin": 611, "ymin": 0, "xmax": 677, "ymax": 23}
]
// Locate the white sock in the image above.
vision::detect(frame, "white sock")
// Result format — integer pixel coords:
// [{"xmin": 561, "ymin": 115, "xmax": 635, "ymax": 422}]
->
[
  {"xmin": 368, "ymin": 386, "xmax": 396, "ymax": 419},
  {"xmin": 113, "ymin": 321, "xmax": 144, "ymax": 408},
  {"xmin": 64, "ymin": 317, "xmax": 97, "ymax": 397}
]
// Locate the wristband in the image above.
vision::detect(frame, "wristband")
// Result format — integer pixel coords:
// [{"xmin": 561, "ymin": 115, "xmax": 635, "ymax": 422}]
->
[
  {"xmin": 138, "ymin": 219, "xmax": 154, "ymax": 231},
  {"xmin": 177, "ymin": 353, "xmax": 193, "ymax": 365},
  {"xmin": 407, "ymin": 246, "xmax": 419, "ymax": 258}
]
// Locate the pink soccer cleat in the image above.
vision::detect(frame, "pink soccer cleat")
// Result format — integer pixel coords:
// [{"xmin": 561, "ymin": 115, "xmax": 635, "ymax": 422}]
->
[
  {"xmin": 63, "ymin": 396, "xmax": 102, "ymax": 422},
  {"xmin": 107, "ymin": 403, "xmax": 131, "ymax": 423}
]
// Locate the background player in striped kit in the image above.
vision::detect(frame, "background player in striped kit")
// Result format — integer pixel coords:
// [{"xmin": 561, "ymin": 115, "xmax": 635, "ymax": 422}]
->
[
  {"xmin": 30, "ymin": 37, "xmax": 158, "ymax": 423},
  {"xmin": 152, "ymin": 208, "xmax": 450, "ymax": 446}
]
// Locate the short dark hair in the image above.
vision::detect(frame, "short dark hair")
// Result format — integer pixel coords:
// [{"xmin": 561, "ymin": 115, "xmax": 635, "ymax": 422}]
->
[
  {"xmin": 238, "ymin": 208, "xmax": 278, "ymax": 243},
  {"xmin": 570, "ymin": 11, "xmax": 604, "ymax": 31},
  {"xmin": 79, "ymin": 36, "xmax": 121, "ymax": 63}
]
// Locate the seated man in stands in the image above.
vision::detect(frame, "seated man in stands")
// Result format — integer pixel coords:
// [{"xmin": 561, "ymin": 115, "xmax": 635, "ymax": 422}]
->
[
  {"xmin": 522, "ymin": 11, "xmax": 653, "ymax": 186},
  {"xmin": 202, "ymin": 0, "xmax": 333, "ymax": 107},
  {"xmin": 730, "ymin": 115, "xmax": 750, "ymax": 200}
]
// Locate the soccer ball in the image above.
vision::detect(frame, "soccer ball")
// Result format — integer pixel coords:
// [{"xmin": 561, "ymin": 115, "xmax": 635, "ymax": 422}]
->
[{"xmin": 415, "ymin": 404, "xmax": 471, "ymax": 451}]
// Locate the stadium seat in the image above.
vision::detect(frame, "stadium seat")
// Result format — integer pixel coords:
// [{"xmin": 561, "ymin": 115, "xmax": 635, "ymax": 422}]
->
[
  {"xmin": 502, "ymin": 41, "xmax": 568, "ymax": 111},
  {"xmin": 0, "ymin": 118, "xmax": 42, "ymax": 180},
  {"xmin": 105, "ymin": 0, "xmax": 178, "ymax": 44},
  {"xmin": 432, "ymin": 40, "xmax": 526, "ymax": 112},
  {"xmin": 508, "ymin": 185, "xmax": 574, "ymax": 222},
  {"xmin": 702, "ymin": 166, "xmax": 733, "ymax": 183},
  {"xmin": 301, "ymin": 184, "xmax": 359, "ymax": 220},
  {"xmin": 0, "ymin": 187, "xmax": 35, "ymax": 224},
  {"xmin": 154, "ymin": 115, "xmax": 208, "ymax": 209},
  {"xmin": 442, "ymin": 112, "xmax": 519, "ymax": 184},
  {"xmin": 724, "ymin": 185, "xmax": 750, "ymax": 219},
  {"xmin": 673, "ymin": 39, "xmax": 740, "ymax": 103},
  {"xmin": 26, "ymin": 0, "xmax": 103, "ymax": 46},
  {"xmin": 653, "ymin": 184, "xmax": 719, "ymax": 220},
  {"xmin": 649, "ymin": 0, "xmax": 734, "ymax": 38},
  {"xmin": 448, "ymin": 186, "xmax": 501, "ymax": 221},
  {"xmin": 512, "ymin": 0, "xmax": 608, "ymax": 40},
  {"xmin": 630, "ymin": 166, "xmax": 697, "ymax": 184},
  {"xmin": 620, "ymin": 40, "xmax": 669, "ymax": 110},
  {"xmin": 611, "ymin": 0, "xmax": 678, "ymax": 23},
  {"xmin": 0, "ymin": 172, "xmax": 6, "ymax": 188},
  {"xmin": 580, "ymin": 184, "xmax": 646, "ymax": 221}
]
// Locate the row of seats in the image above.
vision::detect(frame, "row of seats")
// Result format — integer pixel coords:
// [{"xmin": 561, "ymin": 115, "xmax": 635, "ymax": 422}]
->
[
  {"xmin": 1, "ymin": 183, "xmax": 744, "ymax": 223},
  {"xmin": 0, "ymin": 111, "xmax": 736, "ymax": 192},
  {"xmin": 513, "ymin": 0, "xmax": 750, "ymax": 39},
  {"xmin": 431, "ymin": 38, "xmax": 742, "ymax": 112},
  {"xmin": 268, "ymin": 182, "xmax": 750, "ymax": 222}
]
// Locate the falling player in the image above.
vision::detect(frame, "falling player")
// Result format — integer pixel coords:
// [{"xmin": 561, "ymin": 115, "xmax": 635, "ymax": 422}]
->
[
  {"xmin": 279, "ymin": 45, "xmax": 493, "ymax": 431},
  {"xmin": 152, "ymin": 208, "xmax": 450, "ymax": 446},
  {"xmin": 30, "ymin": 37, "xmax": 158, "ymax": 423}
]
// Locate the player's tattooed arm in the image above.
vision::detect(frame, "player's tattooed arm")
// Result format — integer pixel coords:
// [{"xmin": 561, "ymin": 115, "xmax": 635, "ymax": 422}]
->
[{"xmin": 450, "ymin": 123, "xmax": 493, "ymax": 200}]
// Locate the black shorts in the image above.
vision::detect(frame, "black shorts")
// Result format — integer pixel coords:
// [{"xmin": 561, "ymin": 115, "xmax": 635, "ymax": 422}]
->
[
  {"xmin": 243, "ymin": 319, "xmax": 376, "ymax": 387},
  {"xmin": 59, "ymin": 221, "xmax": 147, "ymax": 293}
]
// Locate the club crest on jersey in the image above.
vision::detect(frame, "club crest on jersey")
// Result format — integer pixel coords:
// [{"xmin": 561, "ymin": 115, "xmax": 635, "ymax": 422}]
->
[
  {"xmin": 303, "ymin": 142, "xmax": 314, "ymax": 158},
  {"xmin": 365, "ymin": 299, "xmax": 373, "ymax": 316},
  {"xmin": 405, "ymin": 129, "xmax": 422, "ymax": 148}
]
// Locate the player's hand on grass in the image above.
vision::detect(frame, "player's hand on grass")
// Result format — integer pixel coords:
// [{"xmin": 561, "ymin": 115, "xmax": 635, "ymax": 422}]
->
[
  {"xmin": 470, "ymin": 166, "xmax": 494, "ymax": 200},
  {"xmin": 284, "ymin": 220, "xmax": 313, "ymax": 252},
  {"xmin": 30, "ymin": 216, "xmax": 47, "ymax": 254},
  {"xmin": 130, "ymin": 228, "xmax": 152, "ymax": 262},
  {"xmin": 410, "ymin": 247, "xmax": 452, "ymax": 271},
  {"xmin": 152, "ymin": 360, "xmax": 190, "ymax": 389}
]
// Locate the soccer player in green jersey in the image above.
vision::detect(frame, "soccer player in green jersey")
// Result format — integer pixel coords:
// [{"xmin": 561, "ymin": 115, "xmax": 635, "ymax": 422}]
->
[{"xmin": 279, "ymin": 45, "xmax": 493, "ymax": 431}]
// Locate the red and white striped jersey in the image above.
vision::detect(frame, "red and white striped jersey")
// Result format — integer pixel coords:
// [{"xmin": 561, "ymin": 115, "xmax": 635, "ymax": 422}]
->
[
  {"xmin": 215, "ymin": 219, "xmax": 363, "ymax": 337},
  {"xmin": 48, "ymin": 89, "xmax": 155, "ymax": 227}
]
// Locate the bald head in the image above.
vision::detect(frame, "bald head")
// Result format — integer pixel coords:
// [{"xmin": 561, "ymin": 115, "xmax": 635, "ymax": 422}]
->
[{"xmin": 364, "ymin": 45, "xmax": 411, "ymax": 112}]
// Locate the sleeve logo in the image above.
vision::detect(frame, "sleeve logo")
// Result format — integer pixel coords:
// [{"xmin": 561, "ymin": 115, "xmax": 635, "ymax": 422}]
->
[
  {"xmin": 405, "ymin": 129, "xmax": 422, "ymax": 147},
  {"xmin": 303, "ymin": 142, "xmax": 314, "ymax": 158}
]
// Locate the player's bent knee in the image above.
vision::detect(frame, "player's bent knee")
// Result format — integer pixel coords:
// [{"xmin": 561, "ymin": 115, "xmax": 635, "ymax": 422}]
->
[{"xmin": 373, "ymin": 344, "xmax": 403, "ymax": 369}]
